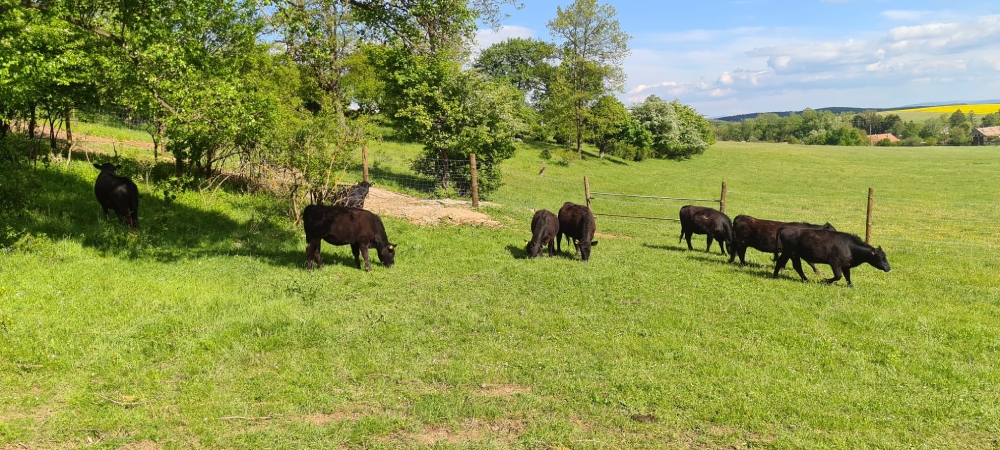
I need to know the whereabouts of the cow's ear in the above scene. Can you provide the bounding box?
[93,163,102,170]
[388,244,396,250]
[591,241,599,247]
[114,164,122,170]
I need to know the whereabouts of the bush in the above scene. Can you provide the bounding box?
[902,136,923,147]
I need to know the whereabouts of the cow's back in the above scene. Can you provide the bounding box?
[733,215,784,252]
[305,204,387,245]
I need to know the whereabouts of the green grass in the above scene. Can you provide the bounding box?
[2,139,1000,448]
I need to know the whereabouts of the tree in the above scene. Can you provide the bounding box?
[372,46,524,194]
[981,110,1000,127]
[546,0,630,157]
[587,95,650,160]
[630,95,712,159]
[473,38,556,95]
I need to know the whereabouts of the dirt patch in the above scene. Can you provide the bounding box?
[365,187,501,228]
[595,232,631,239]
[475,383,532,396]
[115,441,161,450]
[303,411,365,426]
[392,419,527,446]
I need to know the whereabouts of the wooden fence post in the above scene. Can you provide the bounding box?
[584,176,591,209]
[362,145,370,184]
[720,181,727,213]
[470,153,479,208]
[866,188,874,244]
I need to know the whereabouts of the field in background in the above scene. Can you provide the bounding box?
[2,133,1000,448]
[886,104,1000,123]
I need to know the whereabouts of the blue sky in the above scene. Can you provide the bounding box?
[476,0,1000,117]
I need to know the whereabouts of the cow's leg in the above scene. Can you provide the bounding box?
[773,253,791,278]
[556,232,563,252]
[351,243,361,269]
[824,266,844,285]
[705,235,713,253]
[547,238,555,257]
[791,257,808,281]
[360,244,372,271]
[685,232,694,251]
[842,267,852,287]
[728,243,740,263]
[306,239,320,270]
[738,246,748,266]
[808,261,825,275]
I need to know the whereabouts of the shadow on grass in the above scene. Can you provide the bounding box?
[9,162,300,267]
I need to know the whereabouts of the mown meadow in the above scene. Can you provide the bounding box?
[2,135,999,448]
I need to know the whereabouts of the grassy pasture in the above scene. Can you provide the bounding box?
[2,139,1000,448]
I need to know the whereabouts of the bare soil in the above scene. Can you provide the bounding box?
[365,187,502,228]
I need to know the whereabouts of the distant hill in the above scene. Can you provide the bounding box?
[714,100,1000,122]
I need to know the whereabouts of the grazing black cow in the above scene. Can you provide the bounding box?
[93,163,139,229]
[527,209,559,258]
[678,205,731,255]
[556,202,599,262]
[729,215,835,273]
[330,181,374,209]
[773,228,890,287]
[303,205,396,271]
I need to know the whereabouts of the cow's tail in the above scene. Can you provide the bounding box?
[772,226,785,261]
[724,219,734,256]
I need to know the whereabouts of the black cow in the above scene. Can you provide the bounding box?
[93,163,139,229]
[773,228,891,287]
[729,215,835,273]
[330,181,373,209]
[527,209,559,258]
[556,202,598,262]
[678,205,731,255]
[303,205,396,271]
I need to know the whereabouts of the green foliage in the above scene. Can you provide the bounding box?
[473,37,556,95]
[803,126,867,146]
[544,0,630,155]
[980,110,1000,127]
[587,95,651,160]
[371,46,524,194]
[629,95,712,159]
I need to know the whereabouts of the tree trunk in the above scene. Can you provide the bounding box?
[28,103,36,140]
[576,102,583,157]
[65,108,73,166]
[49,117,57,150]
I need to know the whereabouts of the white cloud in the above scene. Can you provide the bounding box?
[628,81,679,94]
[619,12,1000,116]
[473,26,537,50]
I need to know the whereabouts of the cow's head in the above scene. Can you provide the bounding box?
[526,239,542,259]
[822,222,836,231]
[93,162,121,174]
[576,239,598,262]
[871,246,891,272]
[378,242,397,268]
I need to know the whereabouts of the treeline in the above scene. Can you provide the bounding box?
[715,108,1000,146]
[1,0,717,228]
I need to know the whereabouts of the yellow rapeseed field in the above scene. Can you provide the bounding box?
[893,104,1000,114]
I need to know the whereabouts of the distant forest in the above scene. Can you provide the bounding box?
[713,108,1000,146]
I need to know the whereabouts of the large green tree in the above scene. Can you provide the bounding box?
[546,0,630,157]
[473,37,556,95]
[630,95,713,159]
[372,46,524,194]
[587,95,650,160]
